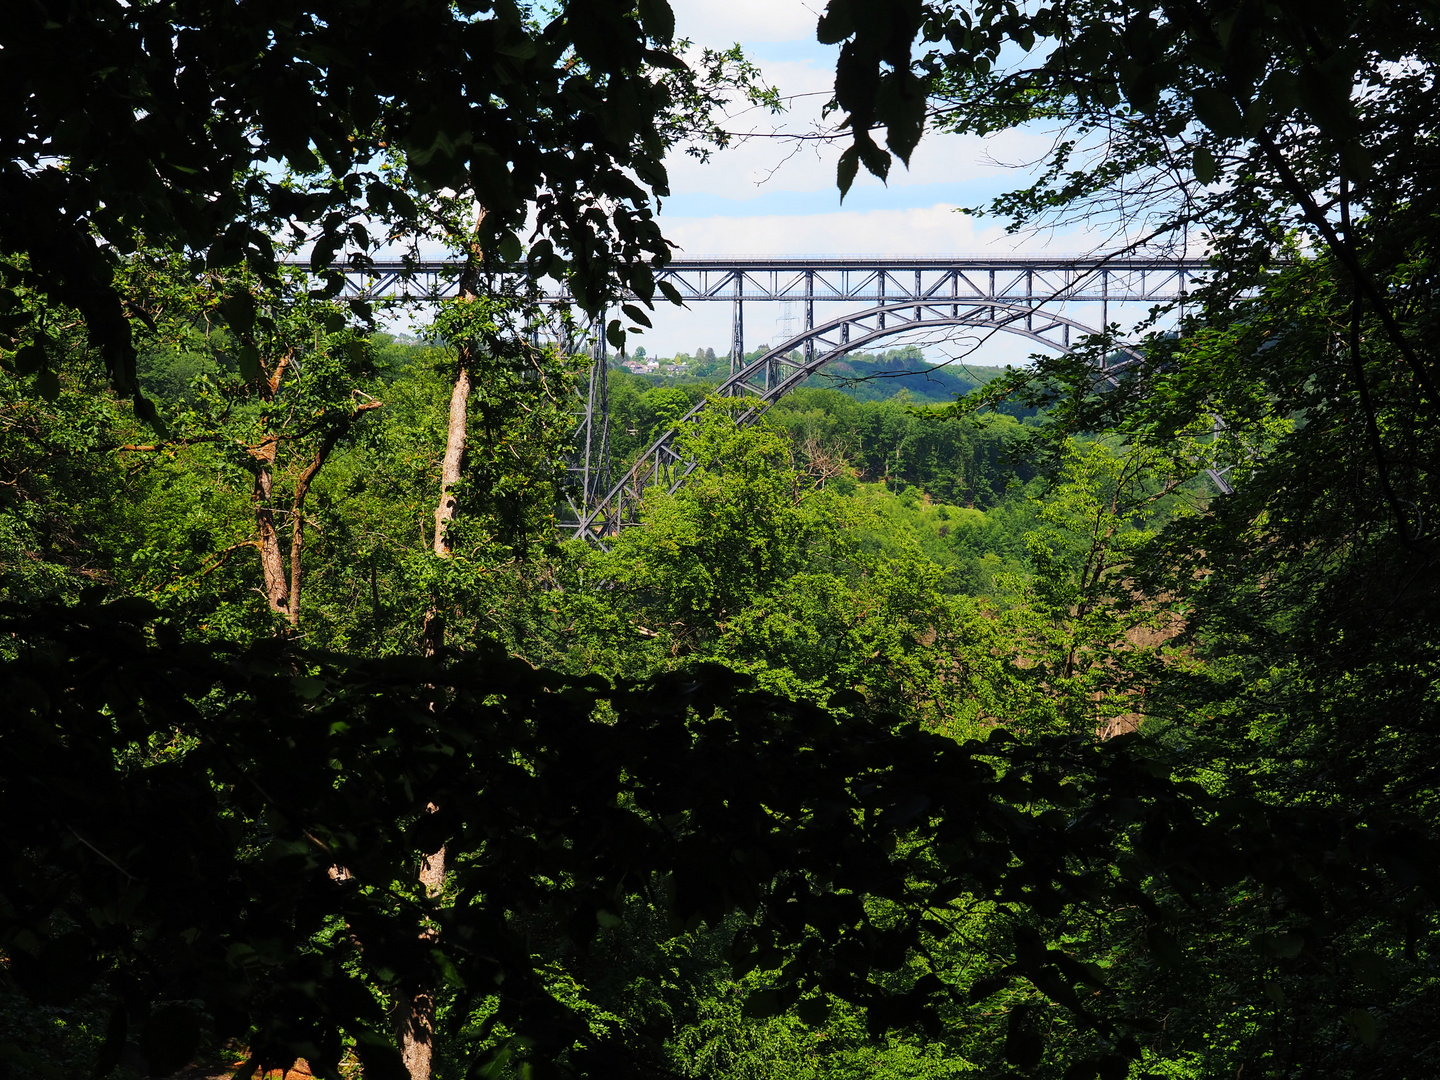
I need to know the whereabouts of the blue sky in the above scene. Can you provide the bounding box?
[637,1,1115,363]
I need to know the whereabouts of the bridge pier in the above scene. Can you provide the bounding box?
[804,270,815,364]
[731,297,743,379]
[565,313,611,529]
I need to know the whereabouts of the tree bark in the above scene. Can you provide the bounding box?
[431,365,473,559]
[422,208,486,655]
[406,210,485,1080]
[250,437,291,615]
[250,349,297,620]
[398,809,447,1080]
[250,397,381,628]
[397,992,437,1080]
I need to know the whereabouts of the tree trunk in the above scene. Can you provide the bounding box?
[420,358,471,661]
[431,365,473,559]
[422,209,486,655]
[287,480,310,630]
[251,437,291,616]
[250,350,296,622]
[396,983,437,1080]
[406,210,485,1080]
[398,814,446,1080]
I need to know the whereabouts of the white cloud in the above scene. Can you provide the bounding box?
[663,0,1064,206]
[657,202,1081,256]
[668,123,1056,203]
[670,0,821,45]
[663,37,1059,206]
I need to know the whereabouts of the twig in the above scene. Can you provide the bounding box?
[69,828,137,883]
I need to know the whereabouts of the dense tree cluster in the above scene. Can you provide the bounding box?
[4,1,1440,1079]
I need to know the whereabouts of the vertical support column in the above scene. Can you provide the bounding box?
[563,314,607,537]
[804,270,815,364]
[585,312,611,512]
[1102,270,1110,332]
[731,297,744,382]
[877,270,886,330]
[578,361,593,496]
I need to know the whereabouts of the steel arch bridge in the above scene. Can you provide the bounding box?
[569,297,1138,540]
[330,254,1207,539]
[555,256,1203,541]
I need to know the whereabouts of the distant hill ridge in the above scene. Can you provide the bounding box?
[617,345,1010,404]
[802,348,1009,403]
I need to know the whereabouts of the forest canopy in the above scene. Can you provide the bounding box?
[3,2,1440,1080]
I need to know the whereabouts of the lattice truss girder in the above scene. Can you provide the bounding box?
[650,264,1195,307]
[332,257,1204,306]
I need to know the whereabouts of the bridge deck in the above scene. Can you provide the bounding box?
[329,255,1207,305]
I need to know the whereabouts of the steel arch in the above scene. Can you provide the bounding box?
[565,298,1126,541]
[724,298,1130,400]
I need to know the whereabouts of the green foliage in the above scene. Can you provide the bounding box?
[797,347,1008,405]
[0,356,133,606]
[988,439,1196,737]
[605,376,1041,510]
[8,599,1434,1080]
[7,3,1440,1078]
[770,389,1040,508]
[428,295,586,562]
[800,1,1440,1070]
[8,239,1440,1080]
[0,0,772,399]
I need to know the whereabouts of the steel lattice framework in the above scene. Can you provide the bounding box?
[335,255,1201,325]
[330,255,1207,540]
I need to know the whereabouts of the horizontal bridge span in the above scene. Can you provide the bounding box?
[330,255,1207,305]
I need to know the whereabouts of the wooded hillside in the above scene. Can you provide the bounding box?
[3,1,1440,1079]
